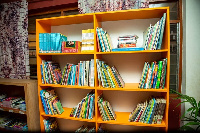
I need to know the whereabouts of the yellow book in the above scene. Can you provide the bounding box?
[107,65,119,88]
[80,101,86,119]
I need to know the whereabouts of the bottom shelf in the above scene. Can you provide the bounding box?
[97,112,166,127]
[41,108,166,128]
[0,107,26,114]
[41,107,96,123]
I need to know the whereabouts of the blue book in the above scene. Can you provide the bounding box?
[50,33,55,53]
[79,62,83,86]
[43,33,47,53]
[96,27,105,52]
[88,94,94,119]
[40,90,49,114]
[39,33,44,53]
[55,33,60,53]
[112,47,144,52]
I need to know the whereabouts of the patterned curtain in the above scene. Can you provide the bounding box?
[78,0,149,14]
[0,0,29,79]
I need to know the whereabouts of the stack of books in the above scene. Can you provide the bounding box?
[70,91,95,120]
[129,97,166,124]
[81,29,94,52]
[40,88,64,115]
[39,33,67,53]
[98,94,116,121]
[60,59,94,87]
[96,27,113,52]
[118,35,138,48]
[143,13,166,50]
[138,58,167,89]
[43,117,59,132]
[40,60,62,84]
[96,59,125,88]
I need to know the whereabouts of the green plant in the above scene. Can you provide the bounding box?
[170,89,200,131]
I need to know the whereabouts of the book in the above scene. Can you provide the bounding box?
[155,61,163,89]
[70,90,95,120]
[40,88,64,115]
[157,13,166,50]
[96,27,106,52]
[112,47,144,52]
[62,41,81,53]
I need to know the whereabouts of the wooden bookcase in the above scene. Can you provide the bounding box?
[0,78,40,131]
[36,7,170,132]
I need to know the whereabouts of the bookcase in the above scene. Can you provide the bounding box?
[36,7,170,132]
[0,78,40,131]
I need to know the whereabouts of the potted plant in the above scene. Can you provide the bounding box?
[170,89,200,131]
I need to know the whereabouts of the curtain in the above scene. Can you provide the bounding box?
[78,0,149,14]
[0,0,29,79]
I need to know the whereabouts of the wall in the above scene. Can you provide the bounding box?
[182,0,200,127]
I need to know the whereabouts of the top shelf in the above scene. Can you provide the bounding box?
[36,7,169,26]
[38,49,168,56]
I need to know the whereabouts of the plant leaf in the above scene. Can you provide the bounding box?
[184,122,200,126]
[180,125,195,131]
[198,101,200,108]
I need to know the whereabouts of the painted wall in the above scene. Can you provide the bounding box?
[182,0,200,128]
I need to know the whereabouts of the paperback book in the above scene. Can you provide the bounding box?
[70,90,95,120]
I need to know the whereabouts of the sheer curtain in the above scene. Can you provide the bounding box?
[0,0,29,79]
[78,0,149,14]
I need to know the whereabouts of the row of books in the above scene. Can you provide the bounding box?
[0,94,26,111]
[75,125,107,133]
[0,114,27,131]
[98,94,116,121]
[40,88,64,115]
[60,59,94,87]
[43,117,59,132]
[40,60,62,84]
[70,90,95,120]
[96,27,113,52]
[75,125,95,133]
[96,59,125,88]
[143,13,166,50]
[40,59,95,87]
[129,97,166,124]
[118,35,138,48]
[82,29,94,52]
[138,58,167,89]
[39,33,67,53]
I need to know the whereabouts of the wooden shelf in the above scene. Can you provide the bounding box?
[38,52,94,55]
[96,49,168,54]
[0,79,40,131]
[36,7,170,132]
[39,84,95,90]
[37,49,168,56]
[97,111,166,127]
[0,107,26,114]
[41,107,96,123]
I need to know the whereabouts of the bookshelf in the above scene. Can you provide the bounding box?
[0,78,40,131]
[36,7,170,132]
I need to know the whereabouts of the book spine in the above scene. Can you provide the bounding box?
[156,61,163,89]
[157,13,166,50]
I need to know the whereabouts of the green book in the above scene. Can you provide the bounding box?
[156,61,163,89]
